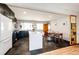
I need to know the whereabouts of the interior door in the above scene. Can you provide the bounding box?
[43,24,48,33]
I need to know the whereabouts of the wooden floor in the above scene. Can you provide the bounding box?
[40,45,79,55]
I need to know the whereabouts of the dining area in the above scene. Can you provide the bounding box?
[47,32,63,43]
[43,32,67,44]
[42,31,70,54]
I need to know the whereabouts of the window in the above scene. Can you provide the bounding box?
[20,22,50,31]
[48,24,51,30]
[21,23,33,30]
[36,23,43,31]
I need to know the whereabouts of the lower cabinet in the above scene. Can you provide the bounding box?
[0,38,12,55]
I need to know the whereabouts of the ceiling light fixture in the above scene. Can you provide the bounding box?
[24,11,27,14]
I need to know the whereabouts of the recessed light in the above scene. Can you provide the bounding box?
[24,11,27,14]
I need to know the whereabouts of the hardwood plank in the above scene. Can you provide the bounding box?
[40,45,79,55]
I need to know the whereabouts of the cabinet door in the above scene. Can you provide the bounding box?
[0,14,12,55]
[0,18,1,40]
[0,38,12,55]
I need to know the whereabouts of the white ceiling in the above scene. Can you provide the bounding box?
[7,3,79,21]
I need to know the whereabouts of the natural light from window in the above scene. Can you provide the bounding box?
[36,23,43,31]
[21,23,33,30]
[20,22,50,31]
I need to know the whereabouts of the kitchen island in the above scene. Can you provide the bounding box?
[29,31,43,51]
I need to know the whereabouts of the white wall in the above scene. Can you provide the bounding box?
[50,16,70,41]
